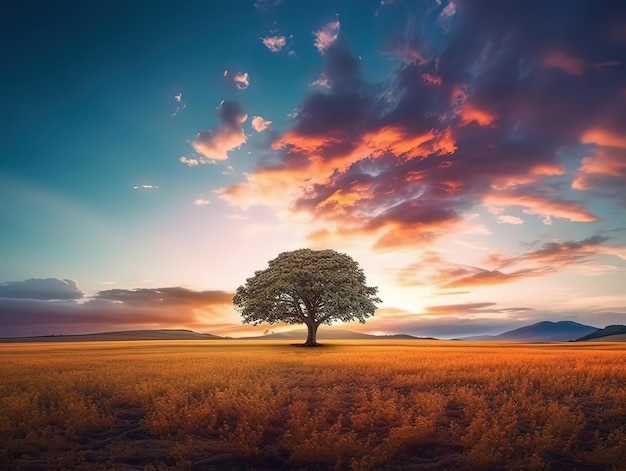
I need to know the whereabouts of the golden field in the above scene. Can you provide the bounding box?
[1,340,626,470]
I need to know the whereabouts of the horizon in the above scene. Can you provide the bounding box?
[2,0,626,339]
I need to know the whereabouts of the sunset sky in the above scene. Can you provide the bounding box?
[1,0,626,339]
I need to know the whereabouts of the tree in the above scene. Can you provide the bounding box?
[234,248,381,346]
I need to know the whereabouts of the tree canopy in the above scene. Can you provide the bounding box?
[233,248,381,346]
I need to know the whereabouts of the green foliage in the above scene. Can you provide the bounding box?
[233,249,381,343]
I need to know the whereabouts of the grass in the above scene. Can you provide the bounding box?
[1,340,626,470]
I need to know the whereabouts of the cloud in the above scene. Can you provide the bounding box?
[224,70,250,90]
[397,235,625,290]
[253,0,281,10]
[172,92,186,117]
[251,116,272,132]
[573,126,626,205]
[261,35,286,52]
[133,185,160,190]
[0,285,242,337]
[486,235,622,269]
[191,100,247,161]
[92,287,232,307]
[194,198,210,206]
[497,215,524,225]
[0,278,83,300]
[340,305,534,339]
[484,190,597,223]
[214,1,624,251]
[313,19,340,53]
[542,51,585,75]
[423,302,530,316]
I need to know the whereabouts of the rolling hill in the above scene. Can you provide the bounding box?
[0,329,224,343]
[574,325,626,342]
[493,321,597,341]
[459,321,598,342]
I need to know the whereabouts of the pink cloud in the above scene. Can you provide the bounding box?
[251,116,272,132]
[261,35,286,52]
[484,191,597,223]
[192,127,246,161]
[224,70,250,90]
[542,51,586,75]
[313,19,340,53]
[497,215,524,225]
[309,73,330,88]
[191,101,248,161]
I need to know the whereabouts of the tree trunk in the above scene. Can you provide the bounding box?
[303,322,320,346]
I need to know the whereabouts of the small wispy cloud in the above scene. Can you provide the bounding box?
[261,35,286,52]
[194,198,211,206]
[309,73,330,88]
[133,185,160,190]
[222,165,235,175]
[172,92,186,117]
[251,116,272,132]
[224,70,250,90]
[497,215,524,225]
[254,0,281,10]
[313,19,340,54]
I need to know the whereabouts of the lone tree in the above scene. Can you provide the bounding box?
[234,248,381,346]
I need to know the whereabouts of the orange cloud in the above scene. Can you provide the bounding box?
[192,126,246,161]
[459,104,497,126]
[490,163,566,189]
[582,128,626,149]
[483,191,597,222]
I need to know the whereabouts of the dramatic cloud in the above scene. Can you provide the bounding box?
[261,35,286,52]
[251,116,272,132]
[224,70,250,90]
[217,1,625,253]
[398,235,625,290]
[313,19,340,53]
[0,285,238,338]
[0,278,83,300]
[191,100,247,161]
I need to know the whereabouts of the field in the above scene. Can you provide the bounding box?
[1,340,626,470]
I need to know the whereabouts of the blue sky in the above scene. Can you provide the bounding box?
[1,0,626,338]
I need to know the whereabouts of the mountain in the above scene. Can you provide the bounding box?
[240,329,428,341]
[575,325,626,342]
[0,329,224,342]
[492,321,597,341]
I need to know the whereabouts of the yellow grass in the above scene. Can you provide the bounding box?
[1,340,626,470]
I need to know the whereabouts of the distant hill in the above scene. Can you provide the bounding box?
[240,329,428,341]
[0,329,224,343]
[575,325,626,342]
[492,321,597,341]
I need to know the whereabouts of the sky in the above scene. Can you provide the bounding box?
[1,0,626,339]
